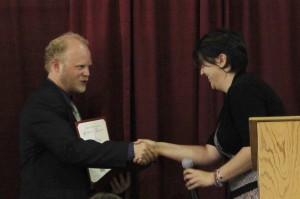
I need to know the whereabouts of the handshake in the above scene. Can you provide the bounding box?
[132,139,157,166]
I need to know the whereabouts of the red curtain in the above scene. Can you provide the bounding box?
[1,1,299,199]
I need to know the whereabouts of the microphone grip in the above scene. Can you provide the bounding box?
[182,158,199,199]
[189,189,199,199]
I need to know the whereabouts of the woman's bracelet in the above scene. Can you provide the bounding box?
[214,169,224,187]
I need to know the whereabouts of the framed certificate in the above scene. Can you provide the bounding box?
[76,117,111,183]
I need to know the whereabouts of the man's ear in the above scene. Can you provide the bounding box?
[49,59,61,73]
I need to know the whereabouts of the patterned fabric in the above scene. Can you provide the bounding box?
[70,101,82,121]
[233,188,258,199]
[214,123,258,198]
[229,170,258,198]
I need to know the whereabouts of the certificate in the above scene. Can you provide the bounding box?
[76,118,111,183]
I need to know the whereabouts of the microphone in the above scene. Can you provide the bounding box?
[182,158,199,199]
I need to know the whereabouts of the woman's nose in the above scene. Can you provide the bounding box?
[200,68,204,75]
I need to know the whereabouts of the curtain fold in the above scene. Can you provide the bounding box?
[132,2,161,197]
[1,1,69,198]
[1,1,299,198]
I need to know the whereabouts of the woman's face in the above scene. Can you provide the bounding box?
[199,54,230,92]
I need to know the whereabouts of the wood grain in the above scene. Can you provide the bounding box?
[257,121,300,199]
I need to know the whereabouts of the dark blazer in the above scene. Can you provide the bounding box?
[19,80,130,199]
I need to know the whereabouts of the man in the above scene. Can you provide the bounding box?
[19,32,156,199]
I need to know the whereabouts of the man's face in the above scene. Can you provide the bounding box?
[58,39,92,94]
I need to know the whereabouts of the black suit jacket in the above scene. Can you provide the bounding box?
[19,80,130,199]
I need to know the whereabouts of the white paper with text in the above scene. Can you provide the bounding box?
[77,119,111,183]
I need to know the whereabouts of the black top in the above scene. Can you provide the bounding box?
[207,72,286,156]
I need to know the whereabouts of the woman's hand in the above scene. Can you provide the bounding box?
[183,168,215,189]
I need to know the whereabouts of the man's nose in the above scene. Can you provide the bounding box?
[83,67,90,76]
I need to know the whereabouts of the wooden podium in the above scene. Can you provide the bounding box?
[249,116,300,199]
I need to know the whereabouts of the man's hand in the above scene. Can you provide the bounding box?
[110,172,131,194]
[133,140,157,165]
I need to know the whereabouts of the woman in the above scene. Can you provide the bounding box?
[140,29,286,198]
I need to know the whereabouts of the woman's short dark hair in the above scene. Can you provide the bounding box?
[193,29,248,74]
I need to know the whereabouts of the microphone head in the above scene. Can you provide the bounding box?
[182,158,193,169]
